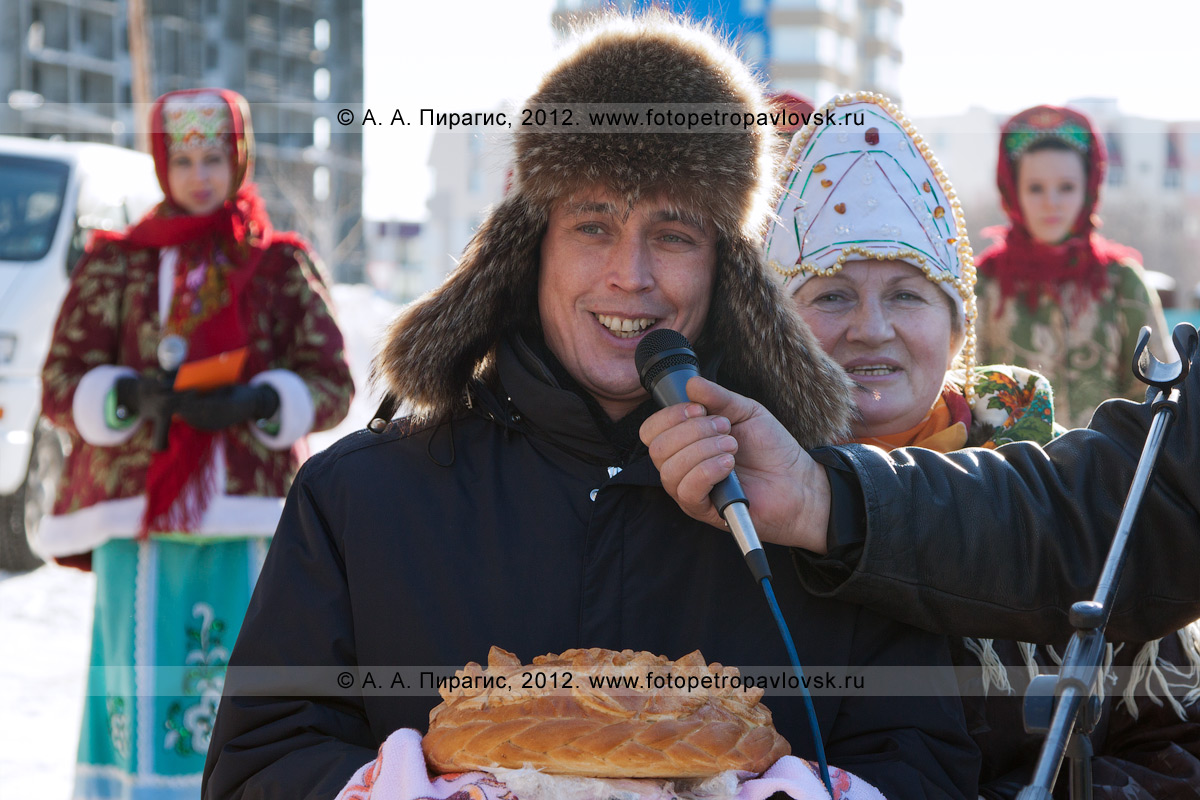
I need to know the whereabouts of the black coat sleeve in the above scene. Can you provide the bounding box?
[821,609,980,799]
[203,458,376,800]
[793,367,1200,644]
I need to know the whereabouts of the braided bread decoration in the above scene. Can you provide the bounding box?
[424,647,791,778]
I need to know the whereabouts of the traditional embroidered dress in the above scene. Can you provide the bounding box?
[974,105,1169,428]
[38,89,353,800]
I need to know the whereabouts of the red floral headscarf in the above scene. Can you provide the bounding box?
[768,90,815,137]
[91,89,299,534]
[976,104,1140,312]
[150,88,253,202]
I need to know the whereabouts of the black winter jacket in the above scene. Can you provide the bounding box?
[203,339,978,800]
[796,357,1200,644]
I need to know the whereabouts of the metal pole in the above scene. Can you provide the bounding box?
[127,0,153,153]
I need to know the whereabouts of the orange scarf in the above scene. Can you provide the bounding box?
[852,388,972,453]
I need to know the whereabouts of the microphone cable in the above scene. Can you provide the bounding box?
[636,329,834,799]
[760,573,834,799]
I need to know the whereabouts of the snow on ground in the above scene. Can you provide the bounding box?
[0,283,400,798]
[0,565,95,798]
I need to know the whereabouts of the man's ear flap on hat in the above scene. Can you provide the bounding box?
[371,196,547,422]
[705,236,855,448]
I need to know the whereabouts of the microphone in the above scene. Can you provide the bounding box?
[635,329,771,583]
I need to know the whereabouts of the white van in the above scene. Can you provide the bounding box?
[0,136,162,570]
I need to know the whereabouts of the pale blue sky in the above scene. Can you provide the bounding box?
[363,0,1198,220]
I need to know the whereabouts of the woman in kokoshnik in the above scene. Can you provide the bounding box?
[767,92,1200,799]
[38,89,353,799]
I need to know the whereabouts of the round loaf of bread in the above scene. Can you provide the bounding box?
[424,646,791,778]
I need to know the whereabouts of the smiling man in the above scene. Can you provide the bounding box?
[202,13,982,800]
[537,193,717,420]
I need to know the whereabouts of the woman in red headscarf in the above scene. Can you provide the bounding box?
[39,89,354,799]
[975,105,1169,428]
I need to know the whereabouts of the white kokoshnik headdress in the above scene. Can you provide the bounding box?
[765,93,978,387]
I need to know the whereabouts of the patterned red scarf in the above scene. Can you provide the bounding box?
[126,187,274,534]
[976,105,1141,314]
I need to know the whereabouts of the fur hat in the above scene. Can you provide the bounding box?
[371,12,853,447]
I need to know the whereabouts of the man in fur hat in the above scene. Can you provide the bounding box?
[203,15,978,800]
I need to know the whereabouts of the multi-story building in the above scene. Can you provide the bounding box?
[904,108,1008,244]
[1173,121,1200,307]
[0,0,365,281]
[552,0,903,101]
[422,117,511,290]
[363,219,430,304]
[1071,98,1199,301]
[765,0,902,102]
